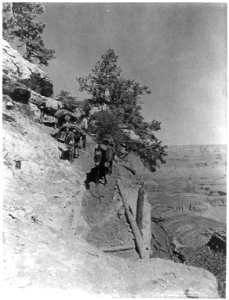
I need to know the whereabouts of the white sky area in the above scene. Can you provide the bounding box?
[38,3,227,145]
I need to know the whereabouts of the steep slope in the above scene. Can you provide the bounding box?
[2,98,219,298]
[2,40,220,297]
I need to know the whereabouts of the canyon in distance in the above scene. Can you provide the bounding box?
[139,143,227,297]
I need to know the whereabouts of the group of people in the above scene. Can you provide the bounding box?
[58,112,117,186]
[60,112,117,186]
[38,100,117,185]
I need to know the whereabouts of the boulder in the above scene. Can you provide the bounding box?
[30,90,51,107]
[207,228,226,254]
[3,95,14,109]
[3,77,31,103]
[10,87,30,104]
[2,39,53,97]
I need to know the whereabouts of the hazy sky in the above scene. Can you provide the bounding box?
[42,3,226,145]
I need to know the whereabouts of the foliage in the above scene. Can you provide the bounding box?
[77,49,167,170]
[129,139,167,172]
[55,91,93,116]
[81,99,93,117]
[55,90,77,112]
[91,110,127,146]
[3,2,55,66]
[77,49,121,105]
[76,49,150,125]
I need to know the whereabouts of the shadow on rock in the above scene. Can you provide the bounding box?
[3,113,16,123]
[42,121,55,128]
[58,146,70,161]
[50,133,57,139]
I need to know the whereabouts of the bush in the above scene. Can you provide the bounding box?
[91,110,127,145]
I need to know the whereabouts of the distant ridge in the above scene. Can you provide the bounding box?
[164,144,227,158]
[168,144,226,147]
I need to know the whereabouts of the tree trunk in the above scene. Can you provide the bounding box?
[136,184,145,236]
[116,179,148,259]
[102,244,135,252]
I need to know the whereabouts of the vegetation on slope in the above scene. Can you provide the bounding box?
[76,49,167,171]
[3,2,55,66]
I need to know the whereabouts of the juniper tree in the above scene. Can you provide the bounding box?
[3,2,55,66]
[76,49,167,170]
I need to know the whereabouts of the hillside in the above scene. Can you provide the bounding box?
[2,40,221,298]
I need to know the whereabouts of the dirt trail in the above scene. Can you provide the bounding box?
[72,137,138,258]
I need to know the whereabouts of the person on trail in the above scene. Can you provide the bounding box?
[73,128,81,158]
[80,114,88,151]
[65,128,75,162]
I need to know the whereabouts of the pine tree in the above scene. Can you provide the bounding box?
[3,2,55,66]
[77,49,167,170]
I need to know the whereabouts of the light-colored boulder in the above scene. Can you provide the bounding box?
[2,39,43,80]
[2,39,53,97]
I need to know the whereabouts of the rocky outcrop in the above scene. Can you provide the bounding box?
[2,39,53,98]
[29,90,51,107]
[207,228,226,255]
[3,76,31,103]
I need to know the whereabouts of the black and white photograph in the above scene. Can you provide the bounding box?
[2,1,227,298]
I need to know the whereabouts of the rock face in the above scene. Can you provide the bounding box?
[2,39,53,98]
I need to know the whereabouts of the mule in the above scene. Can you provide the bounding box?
[104,144,115,175]
[94,144,115,185]
[65,129,83,162]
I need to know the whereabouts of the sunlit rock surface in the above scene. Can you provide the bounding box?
[2,39,53,97]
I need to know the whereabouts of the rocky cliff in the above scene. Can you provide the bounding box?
[2,39,53,102]
[2,40,220,298]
